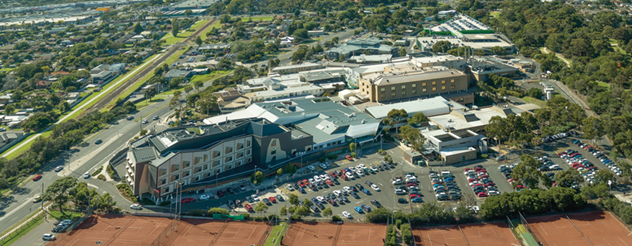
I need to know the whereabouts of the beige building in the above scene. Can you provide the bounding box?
[357,64,469,103]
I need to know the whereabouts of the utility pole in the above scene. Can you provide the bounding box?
[41,183,44,212]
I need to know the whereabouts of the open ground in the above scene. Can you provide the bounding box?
[413,222,518,246]
[526,211,632,246]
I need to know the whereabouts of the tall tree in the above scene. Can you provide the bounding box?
[407,112,428,125]
[386,109,408,136]
[554,168,584,188]
[172,18,179,37]
[583,116,605,144]
[133,23,144,34]
[43,177,78,213]
[399,125,426,152]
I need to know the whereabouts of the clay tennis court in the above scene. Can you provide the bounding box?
[336,223,386,246]
[213,221,269,246]
[527,211,632,246]
[49,215,172,246]
[281,222,337,246]
[414,222,518,246]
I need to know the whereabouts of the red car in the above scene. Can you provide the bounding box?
[464,168,471,172]
[180,198,194,204]
[410,194,420,199]
[516,184,525,189]
[340,174,347,180]
[472,183,483,188]
[325,180,334,186]
[468,178,477,182]
[244,204,252,211]
[474,167,483,171]
[329,171,337,178]
[269,197,276,203]
[303,179,310,186]
[33,174,42,181]
[484,182,495,187]
[217,190,224,197]
[477,192,488,197]
[297,181,305,187]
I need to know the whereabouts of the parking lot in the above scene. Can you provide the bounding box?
[173,134,622,220]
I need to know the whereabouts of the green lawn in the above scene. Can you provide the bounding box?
[240,16,274,22]
[49,211,84,220]
[163,19,212,45]
[264,222,287,246]
[189,70,230,84]
[490,11,501,18]
[0,67,14,73]
[597,81,611,90]
[521,96,547,108]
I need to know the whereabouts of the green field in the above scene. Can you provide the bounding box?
[597,81,611,90]
[521,96,547,108]
[163,19,212,45]
[189,70,230,84]
[490,11,501,18]
[240,16,274,22]
[264,222,287,246]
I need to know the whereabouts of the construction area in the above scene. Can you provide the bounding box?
[525,211,632,246]
[413,222,518,246]
[281,222,386,246]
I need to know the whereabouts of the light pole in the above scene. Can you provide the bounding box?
[380,134,383,151]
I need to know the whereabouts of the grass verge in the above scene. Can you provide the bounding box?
[5,131,52,160]
[49,211,84,220]
[0,209,43,239]
[2,213,44,246]
[264,222,287,246]
[61,53,161,123]
[163,19,211,45]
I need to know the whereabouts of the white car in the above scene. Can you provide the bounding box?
[309,178,315,183]
[333,190,341,196]
[349,167,356,172]
[286,185,294,191]
[346,172,354,178]
[370,166,378,172]
[343,186,352,191]
[130,204,142,210]
[320,174,329,180]
[307,165,316,171]
[200,194,210,200]
[472,206,480,214]
[42,233,56,241]
[319,163,328,169]
[314,176,322,182]
[405,177,417,182]
[83,172,90,179]
[342,211,352,219]
[357,164,366,169]
[356,170,365,176]
[316,196,325,202]
[371,184,380,191]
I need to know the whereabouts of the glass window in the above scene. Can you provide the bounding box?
[381,88,385,92]
[432,87,436,91]
[391,86,395,91]
[212,160,220,167]
[422,82,427,86]
[225,156,233,163]
[432,81,436,85]
[203,154,208,162]
[391,92,395,96]
[423,88,427,92]
[163,187,169,193]
[171,165,179,172]
[271,140,277,146]
[246,140,251,147]
[451,79,455,83]
[183,171,190,177]
[412,84,416,88]
[225,147,233,154]
[381,94,385,97]
[203,164,208,170]
[401,85,406,89]
[451,85,455,89]
[442,80,445,84]
[183,161,190,168]
[271,149,276,155]
[160,179,166,185]
[412,90,417,94]
[159,168,167,176]
[442,86,445,90]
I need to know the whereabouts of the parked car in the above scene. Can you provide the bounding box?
[180,198,194,204]
[43,233,56,241]
[130,204,142,210]
[33,174,42,181]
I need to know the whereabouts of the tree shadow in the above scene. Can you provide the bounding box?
[12,187,31,196]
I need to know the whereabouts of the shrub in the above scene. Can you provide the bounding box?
[351,152,356,158]
[208,207,230,215]
[188,209,207,216]
[116,183,137,202]
[291,214,302,220]
[106,164,116,179]
[92,166,103,176]
[480,154,489,159]
[318,157,326,162]
[332,215,342,222]
[395,219,402,229]
[268,214,279,220]
[97,174,106,181]
[401,224,412,244]
[139,198,155,205]
[327,154,337,160]
[241,213,250,220]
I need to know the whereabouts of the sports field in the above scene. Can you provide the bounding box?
[413,222,518,246]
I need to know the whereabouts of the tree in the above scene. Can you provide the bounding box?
[184,9,192,17]
[280,206,287,216]
[583,116,605,144]
[254,202,269,215]
[251,170,263,184]
[490,46,506,55]
[193,80,204,91]
[184,85,193,94]
[276,168,283,176]
[294,9,301,17]
[387,109,408,135]
[43,177,78,214]
[399,125,425,152]
[399,47,407,57]
[69,182,97,209]
[594,169,616,185]
[554,168,583,188]
[172,18,179,37]
[293,29,309,41]
[195,36,203,46]
[407,112,428,125]
[144,87,156,103]
[4,105,14,115]
[295,206,310,216]
[133,23,144,34]
[349,143,356,152]
[169,91,182,111]
[208,207,230,214]
[511,155,542,189]
[432,41,452,53]
[303,198,312,208]
[322,207,333,216]
[93,192,117,213]
[289,193,299,205]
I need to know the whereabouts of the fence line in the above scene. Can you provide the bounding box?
[519,212,547,246]
[565,215,594,246]
[0,132,30,154]
[102,216,136,246]
[149,220,180,246]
